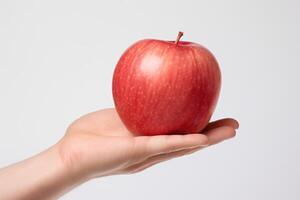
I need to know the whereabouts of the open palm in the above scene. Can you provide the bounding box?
[58,108,238,179]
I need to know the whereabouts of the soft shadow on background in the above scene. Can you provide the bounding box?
[0,0,299,199]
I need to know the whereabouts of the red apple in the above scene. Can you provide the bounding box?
[112,32,221,136]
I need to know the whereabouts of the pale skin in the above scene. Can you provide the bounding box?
[0,108,239,200]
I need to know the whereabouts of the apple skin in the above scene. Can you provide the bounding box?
[112,36,221,136]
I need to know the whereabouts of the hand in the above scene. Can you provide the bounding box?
[0,108,238,200]
[58,108,239,180]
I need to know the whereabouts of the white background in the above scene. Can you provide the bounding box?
[0,0,299,199]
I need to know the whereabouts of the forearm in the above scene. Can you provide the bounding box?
[0,144,85,200]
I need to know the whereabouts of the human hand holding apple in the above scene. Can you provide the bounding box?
[0,32,238,200]
[57,33,237,195]
[113,32,221,136]
[58,32,236,180]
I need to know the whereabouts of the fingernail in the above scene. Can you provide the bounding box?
[235,120,240,129]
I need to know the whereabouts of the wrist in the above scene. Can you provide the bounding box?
[53,142,90,191]
[29,144,86,199]
[24,143,89,199]
[0,143,89,200]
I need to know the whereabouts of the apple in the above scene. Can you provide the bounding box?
[112,32,221,136]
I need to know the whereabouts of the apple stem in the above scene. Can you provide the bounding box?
[175,31,184,45]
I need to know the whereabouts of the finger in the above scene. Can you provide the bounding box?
[203,118,239,132]
[125,146,202,174]
[134,133,209,158]
[134,126,236,169]
[204,126,236,145]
